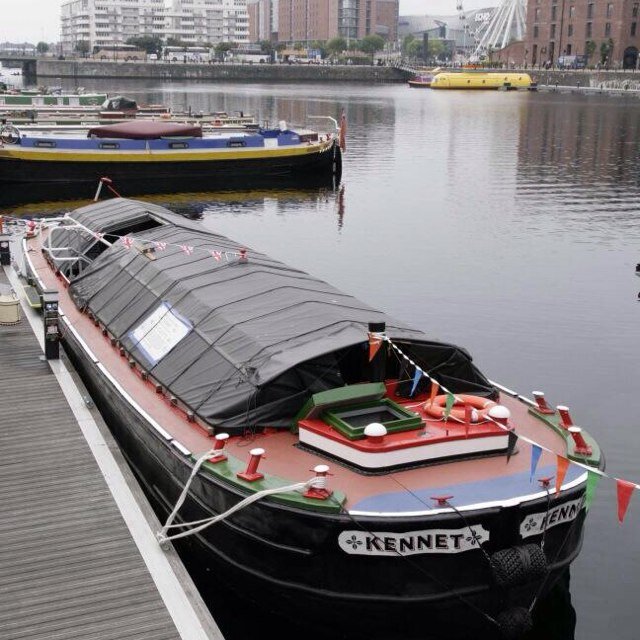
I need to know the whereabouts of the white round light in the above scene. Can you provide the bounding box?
[364,423,387,438]
[488,405,511,420]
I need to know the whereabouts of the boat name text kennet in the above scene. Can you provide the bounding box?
[338,526,490,555]
[520,496,584,538]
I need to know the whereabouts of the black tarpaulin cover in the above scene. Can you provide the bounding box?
[65,199,495,433]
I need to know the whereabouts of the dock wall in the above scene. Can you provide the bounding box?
[34,59,408,83]
[30,59,640,89]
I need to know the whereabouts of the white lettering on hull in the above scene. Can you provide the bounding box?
[520,496,585,538]
[338,526,490,556]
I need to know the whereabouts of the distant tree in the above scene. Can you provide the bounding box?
[166,37,186,48]
[310,40,327,58]
[358,34,385,62]
[585,40,596,62]
[36,41,49,55]
[126,36,163,56]
[259,40,274,55]
[214,41,236,60]
[327,37,347,56]
[600,38,614,66]
[75,40,90,58]
[402,34,415,56]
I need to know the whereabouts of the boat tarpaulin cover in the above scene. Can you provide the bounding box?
[87,120,203,140]
[65,199,495,432]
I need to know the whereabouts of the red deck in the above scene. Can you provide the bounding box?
[27,231,575,514]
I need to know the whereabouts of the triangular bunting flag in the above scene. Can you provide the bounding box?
[211,250,222,261]
[121,236,133,248]
[154,241,167,251]
[409,367,422,397]
[506,431,518,463]
[555,456,570,497]
[584,470,600,512]
[530,445,542,482]
[180,244,194,256]
[368,333,383,362]
[616,479,636,523]
[464,404,472,437]
[427,380,439,406]
[443,392,456,421]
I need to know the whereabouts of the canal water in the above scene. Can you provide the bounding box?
[8,79,640,639]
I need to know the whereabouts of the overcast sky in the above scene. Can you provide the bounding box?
[1,0,490,43]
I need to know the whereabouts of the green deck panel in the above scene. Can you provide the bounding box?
[291,382,387,432]
[528,407,602,467]
[196,453,346,513]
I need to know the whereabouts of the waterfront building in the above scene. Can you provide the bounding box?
[524,0,640,68]
[166,0,249,46]
[398,9,495,59]
[61,0,249,53]
[61,0,167,53]
[255,0,398,45]
[248,0,278,41]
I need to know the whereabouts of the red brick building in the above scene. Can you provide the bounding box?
[524,0,640,68]
[251,0,397,44]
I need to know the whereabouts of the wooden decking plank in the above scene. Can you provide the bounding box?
[0,265,220,640]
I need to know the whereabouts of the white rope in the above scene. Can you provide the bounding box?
[157,449,323,544]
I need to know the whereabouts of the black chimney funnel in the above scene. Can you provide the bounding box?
[368,321,387,383]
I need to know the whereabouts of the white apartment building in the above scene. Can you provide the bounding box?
[166,0,248,46]
[61,0,248,52]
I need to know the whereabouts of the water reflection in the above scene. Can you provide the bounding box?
[2,185,343,220]
[516,94,640,232]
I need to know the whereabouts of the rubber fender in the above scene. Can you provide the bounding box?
[496,607,533,640]
[490,543,547,588]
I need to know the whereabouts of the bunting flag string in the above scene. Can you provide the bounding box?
[383,334,640,525]
[617,479,636,523]
[530,445,542,482]
[506,431,518,463]
[410,367,421,397]
[114,233,245,262]
[368,332,383,362]
[555,456,570,498]
[584,471,600,511]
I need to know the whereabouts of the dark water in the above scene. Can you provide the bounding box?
[11,79,640,639]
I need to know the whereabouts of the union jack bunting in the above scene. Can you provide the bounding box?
[180,244,194,255]
[154,241,167,251]
[211,250,222,261]
[121,236,134,248]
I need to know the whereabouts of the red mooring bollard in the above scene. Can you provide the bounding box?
[556,405,573,429]
[304,465,333,500]
[568,426,593,456]
[237,448,265,481]
[208,433,230,464]
[532,391,555,414]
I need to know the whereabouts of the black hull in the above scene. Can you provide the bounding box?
[60,323,587,640]
[0,142,342,206]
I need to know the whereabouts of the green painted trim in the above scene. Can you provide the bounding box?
[324,397,423,440]
[291,382,386,433]
[196,453,346,513]
[527,408,602,467]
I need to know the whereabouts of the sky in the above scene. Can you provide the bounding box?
[0,0,490,43]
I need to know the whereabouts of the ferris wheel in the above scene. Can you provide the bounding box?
[470,0,527,60]
[456,1,486,60]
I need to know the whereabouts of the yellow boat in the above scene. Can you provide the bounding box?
[430,71,533,90]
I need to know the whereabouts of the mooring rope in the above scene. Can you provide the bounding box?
[157,449,323,544]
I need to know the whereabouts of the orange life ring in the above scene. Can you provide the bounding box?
[424,394,497,422]
[213,119,222,126]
